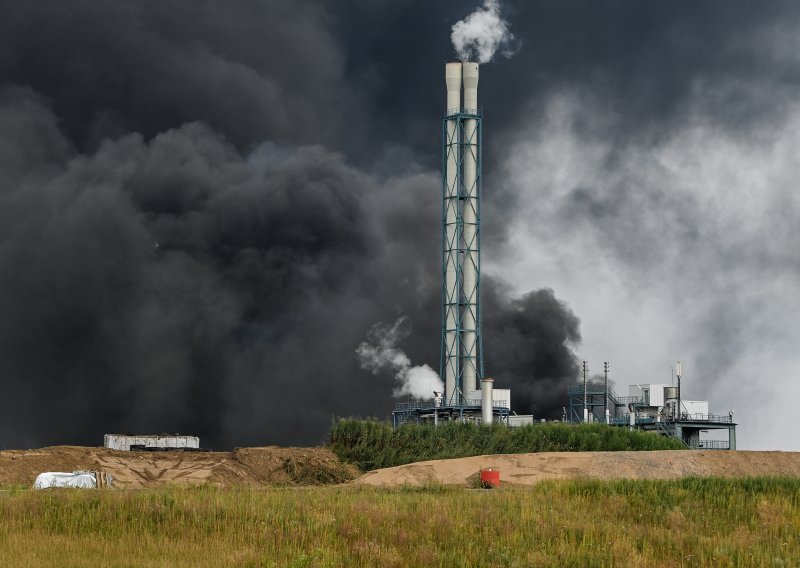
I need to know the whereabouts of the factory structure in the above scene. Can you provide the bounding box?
[392,62,737,449]
[393,62,521,428]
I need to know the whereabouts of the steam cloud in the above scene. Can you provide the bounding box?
[356,318,444,400]
[451,0,517,63]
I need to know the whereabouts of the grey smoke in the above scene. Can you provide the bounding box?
[356,317,443,400]
[451,0,518,63]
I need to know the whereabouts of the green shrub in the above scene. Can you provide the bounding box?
[329,419,685,470]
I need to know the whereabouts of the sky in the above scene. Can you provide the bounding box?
[0,0,798,450]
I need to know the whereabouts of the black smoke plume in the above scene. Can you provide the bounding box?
[0,88,580,448]
[30,0,800,447]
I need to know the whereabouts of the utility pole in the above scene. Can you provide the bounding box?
[582,361,589,423]
[676,361,682,421]
[604,361,610,424]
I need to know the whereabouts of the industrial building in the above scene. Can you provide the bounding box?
[392,64,738,449]
[566,363,737,449]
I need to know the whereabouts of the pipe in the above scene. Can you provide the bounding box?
[462,62,479,394]
[481,377,494,425]
[444,63,462,405]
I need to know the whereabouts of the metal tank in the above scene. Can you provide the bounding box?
[664,386,679,420]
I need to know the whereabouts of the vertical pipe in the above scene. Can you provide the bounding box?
[676,361,682,421]
[444,63,462,405]
[604,361,609,424]
[582,361,588,422]
[462,62,480,395]
[481,377,494,425]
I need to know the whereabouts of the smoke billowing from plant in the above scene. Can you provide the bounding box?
[4,1,796,450]
[356,318,443,400]
[451,0,518,63]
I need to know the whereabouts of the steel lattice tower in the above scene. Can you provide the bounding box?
[441,62,484,405]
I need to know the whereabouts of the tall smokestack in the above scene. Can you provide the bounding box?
[441,62,483,406]
[461,62,480,395]
[443,62,463,405]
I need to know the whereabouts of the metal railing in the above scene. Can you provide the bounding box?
[679,413,734,423]
[393,399,508,412]
[691,440,731,450]
[566,385,641,406]
[444,107,482,119]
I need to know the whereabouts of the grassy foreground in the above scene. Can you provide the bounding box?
[330,419,685,470]
[1,478,798,567]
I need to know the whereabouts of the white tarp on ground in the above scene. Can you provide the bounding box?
[33,471,113,489]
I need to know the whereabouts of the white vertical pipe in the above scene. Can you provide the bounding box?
[462,62,479,394]
[444,62,462,405]
[481,377,494,425]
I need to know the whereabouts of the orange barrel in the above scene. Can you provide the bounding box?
[480,468,501,488]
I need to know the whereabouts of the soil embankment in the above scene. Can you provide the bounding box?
[4,447,799,488]
[354,450,800,487]
[0,446,358,488]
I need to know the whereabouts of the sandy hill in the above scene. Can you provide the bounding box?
[0,446,357,488]
[3,447,799,488]
[354,450,800,487]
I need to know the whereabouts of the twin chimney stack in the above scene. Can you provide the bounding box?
[441,62,483,406]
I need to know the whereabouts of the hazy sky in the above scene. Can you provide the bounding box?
[0,1,798,450]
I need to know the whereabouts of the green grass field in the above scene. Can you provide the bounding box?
[1,478,798,567]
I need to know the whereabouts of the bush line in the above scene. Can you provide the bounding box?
[329,419,686,470]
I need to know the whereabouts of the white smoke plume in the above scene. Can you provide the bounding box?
[451,0,518,63]
[356,317,444,400]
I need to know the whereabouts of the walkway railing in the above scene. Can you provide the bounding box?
[394,399,508,412]
[691,440,731,450]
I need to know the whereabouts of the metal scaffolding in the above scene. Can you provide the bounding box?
[440,107,484,405]
[566,384,737,450]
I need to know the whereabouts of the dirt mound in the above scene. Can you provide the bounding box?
[0,445,358,488]
[7,447,797,489]
[354,450,800,487]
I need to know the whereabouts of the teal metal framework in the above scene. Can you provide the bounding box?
[441,108,484,404]
[391,398,509,428]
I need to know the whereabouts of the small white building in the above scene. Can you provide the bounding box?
[681,400,710,420]
[104,434,200,451]
[465,388,511,410]
[628,383,670,408]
